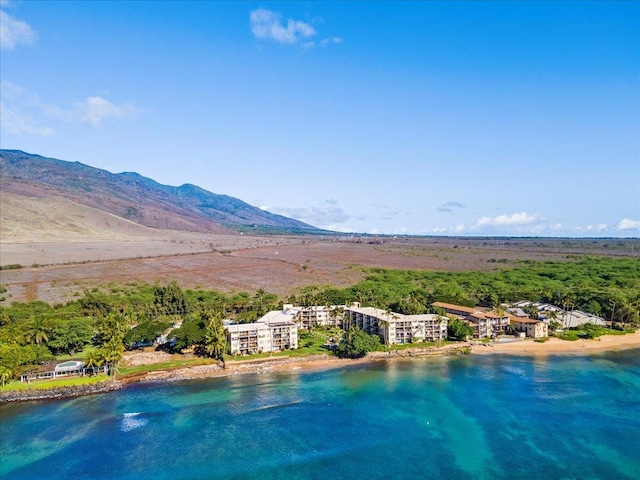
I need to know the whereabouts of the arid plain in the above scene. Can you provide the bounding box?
[1,214,637,305]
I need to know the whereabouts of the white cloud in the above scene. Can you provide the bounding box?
[325,224,355,233]
[268,204,350,227]
[76,96,138,126]
[0,81,140,134]
[616,218,640,231]
[250,8,316,45]
[0,100,53,135]
[0,82,55,135]
[472,212,546,228]
[550,223,563,231]
[321,36,343,46]
[585,224,608,232]
[0,9,36,49]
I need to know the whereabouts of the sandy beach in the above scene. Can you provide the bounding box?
[469,331,640,356]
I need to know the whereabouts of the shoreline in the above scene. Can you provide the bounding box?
[2,332,638,404]
[468,330,640,356]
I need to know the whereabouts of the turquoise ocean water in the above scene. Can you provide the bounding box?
[1,350,639,480]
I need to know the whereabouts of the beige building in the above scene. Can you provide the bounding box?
[432,301,510,339]
[344,306,447,345]
[509,316,549,338]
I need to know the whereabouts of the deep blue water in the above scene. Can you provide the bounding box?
[1,350,639,480]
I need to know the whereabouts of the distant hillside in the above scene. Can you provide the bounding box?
[0,150,319,234]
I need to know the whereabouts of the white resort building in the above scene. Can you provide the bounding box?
[225,307,299,355]
[344,306,448,345]
[287,304,347,330]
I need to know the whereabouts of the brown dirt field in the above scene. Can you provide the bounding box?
[1,234,638,304]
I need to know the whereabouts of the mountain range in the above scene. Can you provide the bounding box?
[0,149,320,236]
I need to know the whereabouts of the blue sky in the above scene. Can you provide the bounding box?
[1,1,639,237]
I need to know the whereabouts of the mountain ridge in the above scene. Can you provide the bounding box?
[0,149,320,234]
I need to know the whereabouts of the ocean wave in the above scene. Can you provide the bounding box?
[121,412,148,432]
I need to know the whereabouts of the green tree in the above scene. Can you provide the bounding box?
[447,317,474,341]
[83,349,104,375]
[124,319,171,347]
[49,318,94,355]
[153,282,187,317]
[23,317,53,345]
[0,343,36,376]
[94,311,131,347]
[336,326,381,358]
[201,311,226,367]
[171,313,206,351]
[100,337,124,380]
[582,322,604,339]
[549,320,562,332]
[0,366,11,387]
[331,306,345,328]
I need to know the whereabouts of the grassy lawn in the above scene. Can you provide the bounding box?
[557,332,582,341]
[118,357,215,376]
[602,328,636,336]
[555,327,635,342]
[2,374,110,391]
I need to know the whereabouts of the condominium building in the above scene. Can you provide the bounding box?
[432,301,510,339]
[284,304,346,329]
[509,316,549,338]
[226,309,299,355]
[226,322,271,355]
[344,306,447,344]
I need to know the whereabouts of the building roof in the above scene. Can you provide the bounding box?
[225,322,270,333]
[507,307,529,317]
[347,307,446,324]
[510,317,542,325]
[432,301,479,314]
[258,309,298,325]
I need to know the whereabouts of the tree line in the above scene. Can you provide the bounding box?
[0,256,638,382]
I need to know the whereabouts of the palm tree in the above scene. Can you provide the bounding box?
[203,313,226,368]
[436,315,448,347]
[619,301,639,330]
[609,298,618,329]
[101,337,124,381]
[332,306,345,329]
[83,349,104,376]
[24,317,52,345]
[379,310,396,346]
[0,366,12,387]
[545,309,559,322]
[254,289,267,317]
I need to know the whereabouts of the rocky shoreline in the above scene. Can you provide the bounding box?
[0,380,123,404]
[2,335,637,404]
[0,346,470,404]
